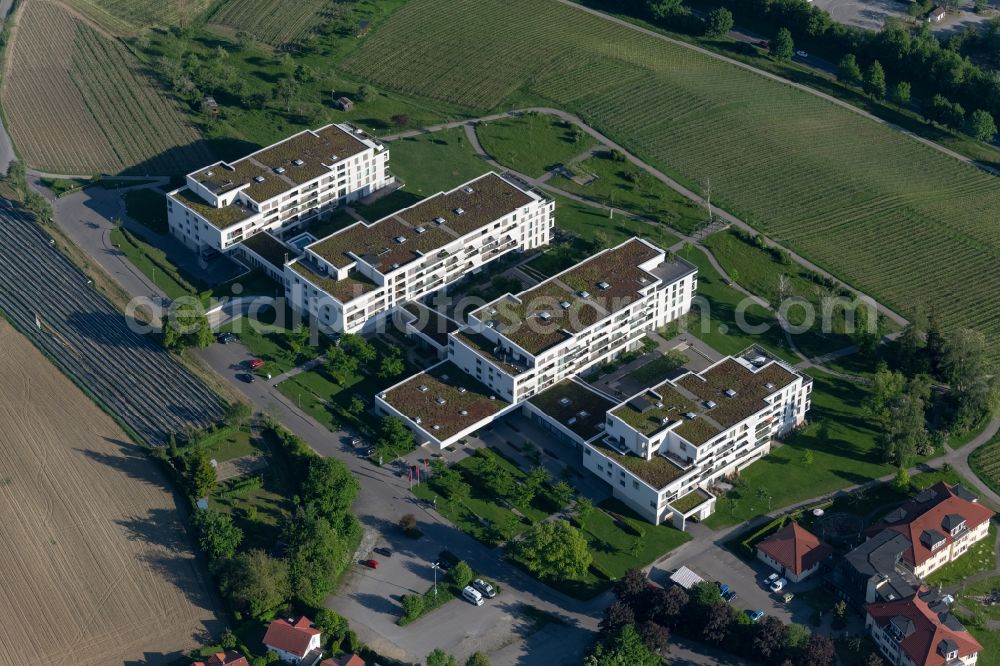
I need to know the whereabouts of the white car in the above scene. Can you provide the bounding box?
[462,585,484,606]
[766,572,780,583]
[473,578,497,599]
[795,50,809,58]
[770,577,788,593]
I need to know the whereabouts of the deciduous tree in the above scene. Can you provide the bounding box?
[838,54,862,84]
[771,28,794,60]
[514,519,592,580]
[223,549,290,618]
[194,509,243,560]
[864,60,887,98]
[705,7,734,36]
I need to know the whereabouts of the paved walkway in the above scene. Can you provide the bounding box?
[386,107,909,334]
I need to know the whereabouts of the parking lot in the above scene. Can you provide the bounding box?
[650,539,826,627]
[812,0,995,33]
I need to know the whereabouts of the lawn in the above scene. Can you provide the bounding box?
[926,523,997,588]
[124,188,169,234]
[549,150,707,234]
[276,367,353,432]
[475,112,596,177]
[956,575,1000,622]
[510,498,691,600]
[677,244,798,364]
[412,448,564,546]
[110,226,199,301]
[704,368,893,528]
[342,0,1000,354]
[221,313,317,377]
[702,229,889,360]
[200,426,256,462]
[207,428,297,551]
[387,127,495,196]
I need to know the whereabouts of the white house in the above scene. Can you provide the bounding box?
[262,616,323,665]
[866,590,982,666]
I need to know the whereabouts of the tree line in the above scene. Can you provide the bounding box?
[631,0,1000,143]
[586,569,885,665]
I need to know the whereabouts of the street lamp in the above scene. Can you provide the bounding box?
[432,561,440,596]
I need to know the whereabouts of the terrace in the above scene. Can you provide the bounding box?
[191,124,369,200]
[677,358,797,428]
[241,231,290,272]
[170,188,254,229]
[288,260,378,302]
[528,379,617,441]
[670,488,712,514]
[590,438,687,489]
[473,238,663,355]
[381,361,510,441]
[612,384,698,436]
[403,303,459,347]
[307,172,532,273]
[453,330,527,375]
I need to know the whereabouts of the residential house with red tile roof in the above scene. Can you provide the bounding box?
[193,651,250,666]
[263,616,323,665]
[866,588,982,666]
[320,655,367,666]
[867,482,994,579]
[756,522,833,582]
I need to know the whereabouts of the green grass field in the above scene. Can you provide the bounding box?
[704,368,893,528]
[549,151,707,234]
[475,112,596,177]
[926,523,997,588]
[385,127,493,197]
[343,0,1000,352]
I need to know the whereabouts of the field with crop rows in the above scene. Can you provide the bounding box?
[0,320,220,664]
[206,0,336,45]
[63,0,214,35]
[2,0,212,175]
[971,436,1000,498]
[343,0,1000,350]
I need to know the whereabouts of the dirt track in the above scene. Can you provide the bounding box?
[0,320,221,664]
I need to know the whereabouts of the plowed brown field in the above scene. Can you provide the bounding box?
[0,320,220,664]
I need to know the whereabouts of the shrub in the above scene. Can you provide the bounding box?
[451,560,474,588]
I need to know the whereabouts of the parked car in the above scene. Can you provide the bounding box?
[747,610,765,622]
[248,358,265,370]
[462,585,484,606]
[350,437,362,447]
[473,579,497,599]
[723,590,738,603]
[361,559,379,569]
[365,447,376,457]
[237,373,255,383]
[765,573,780,584]
[719,583,730,597]
[769,578,788,593]
[217,332,235,344]
[795,50,809,58]
[374,547,393,558]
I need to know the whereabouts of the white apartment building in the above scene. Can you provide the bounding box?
[167,123,391,253]
[576,352,811,526]
[284,172,553,334]
[448,238,697,404]
[375,237,697,450]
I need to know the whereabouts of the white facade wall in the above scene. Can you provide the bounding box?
[168,125,391,253]
[286,192,554,334]
[453,262,697,405]
[866,615,978,666]
[265,632,321,664]
[912,519,991,579]
[583,361,811,526]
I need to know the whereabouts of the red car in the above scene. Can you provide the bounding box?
[248,359,265,370]
[361,559,379,569]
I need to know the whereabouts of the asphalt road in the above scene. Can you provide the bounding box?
[196,340,608,666]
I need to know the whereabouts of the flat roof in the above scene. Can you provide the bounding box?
[288,260,378,302]
[403,303,460,347]
[241,232,290,271]
[191,124,371,201]
[676,358,797,429]
[590,438,686,489]
[611,383,699,437]
[475,239,693,355]
[307,172,535,272]
[528,379,617,442]
[170,188,255,229]
[381,361,510,441]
